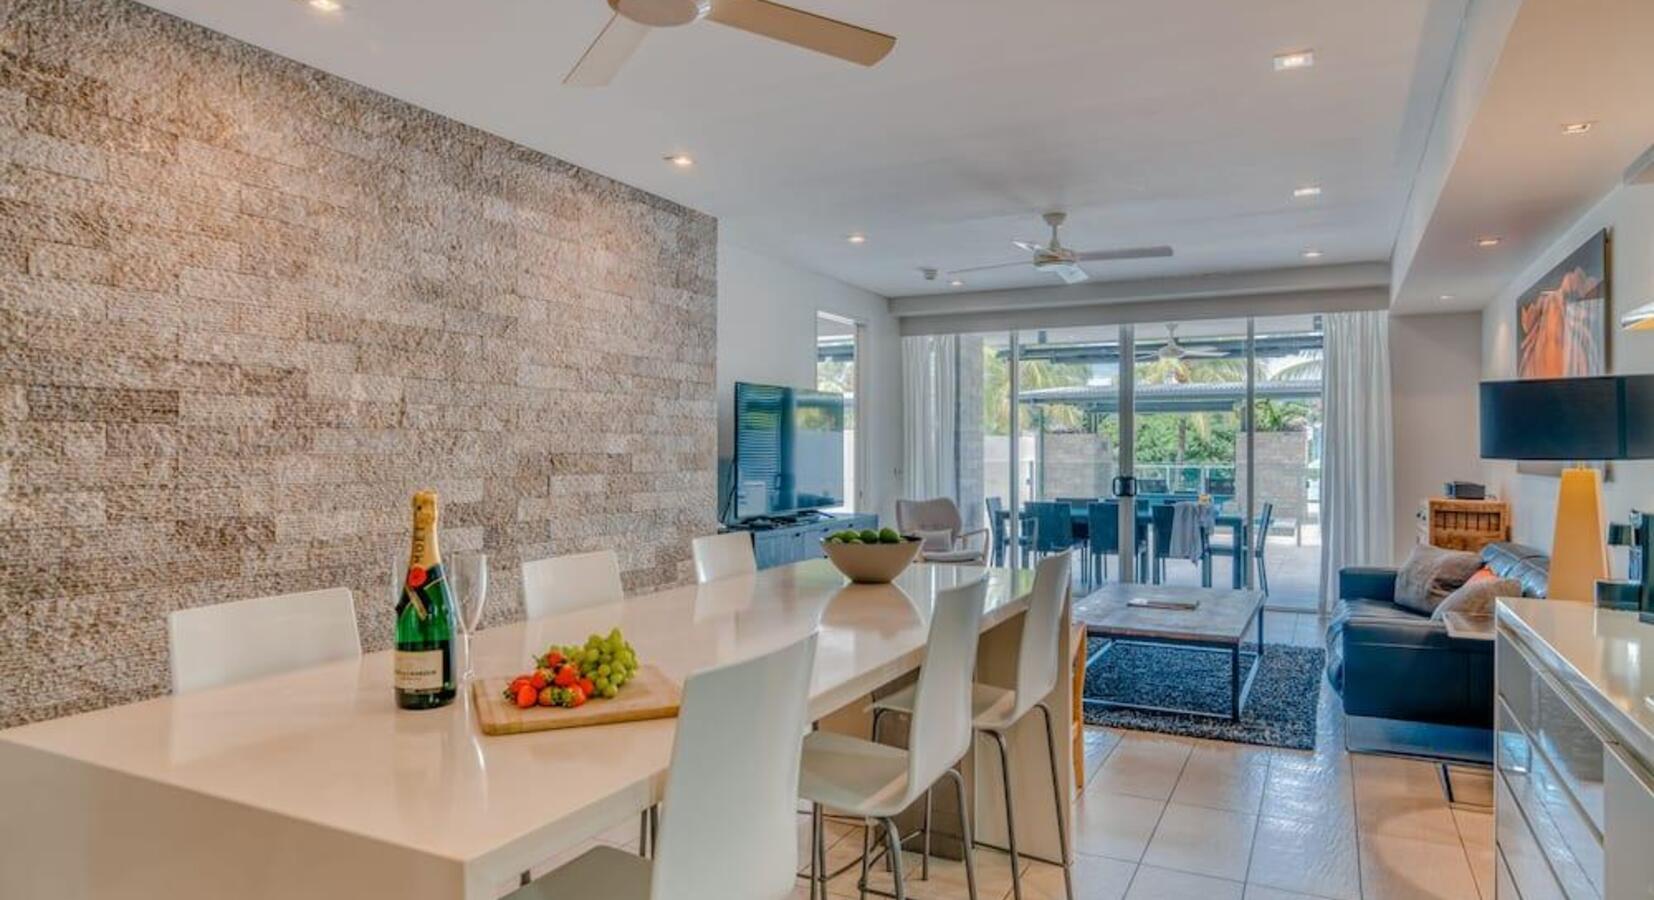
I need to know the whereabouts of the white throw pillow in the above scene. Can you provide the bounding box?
[916,529,954,552]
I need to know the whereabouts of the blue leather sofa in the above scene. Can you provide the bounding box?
[1324,542,1550,761]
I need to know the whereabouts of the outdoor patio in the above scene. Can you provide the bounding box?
[1128,522,1324,614]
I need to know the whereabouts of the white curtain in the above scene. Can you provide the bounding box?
[902,335,958,504]
[1318,310,1395,613]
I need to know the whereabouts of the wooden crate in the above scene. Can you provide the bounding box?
[1422,498,1511,553]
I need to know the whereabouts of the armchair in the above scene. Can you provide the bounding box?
[895,498,989,564]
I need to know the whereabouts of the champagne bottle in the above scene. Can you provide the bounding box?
[395,490,458,710]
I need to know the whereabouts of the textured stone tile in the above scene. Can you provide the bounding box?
[0,0,717,726]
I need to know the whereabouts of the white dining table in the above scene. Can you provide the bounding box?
[0,559,1071,900]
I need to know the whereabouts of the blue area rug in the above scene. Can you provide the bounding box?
[1082,637,1325,750]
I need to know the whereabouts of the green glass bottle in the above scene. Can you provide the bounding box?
[395,490,458,710]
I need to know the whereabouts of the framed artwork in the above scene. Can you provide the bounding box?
[1515,229,1612,476]
[1517,229,1610,378]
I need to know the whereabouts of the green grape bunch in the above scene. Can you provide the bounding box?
[539,627,639,700]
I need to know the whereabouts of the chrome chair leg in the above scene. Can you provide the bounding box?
[944,767,979,900]
[988,729,1023,900]
[810,803,824,900]
[1035,702,1076,900]
[921,789,932,880]
[882,816,908,900]
[858,819,872,900]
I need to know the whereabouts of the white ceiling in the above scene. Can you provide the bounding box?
[1390,0,1654,313]
[138,0,1468,299]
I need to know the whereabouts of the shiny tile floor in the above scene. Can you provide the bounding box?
[545,612,1495,900]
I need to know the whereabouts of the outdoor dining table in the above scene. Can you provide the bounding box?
[993,503,1251,588]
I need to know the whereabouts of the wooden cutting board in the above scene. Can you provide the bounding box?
[471,665,681,736]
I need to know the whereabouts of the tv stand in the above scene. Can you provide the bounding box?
[728,512,879,569]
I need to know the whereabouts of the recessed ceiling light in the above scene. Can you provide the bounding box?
[1293,185,1322,198]
[1440,294,1456,301]
[1273,50,1315,71]
[307,0,342,11]
[1476,236,1503,248]
[663,153,694,168]
[1301,249,1324,259]
[845,233,867,245]
[1561,121,1595,136]
[948,279,965,288]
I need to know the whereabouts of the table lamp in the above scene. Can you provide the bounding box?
[1480,375,1654,602]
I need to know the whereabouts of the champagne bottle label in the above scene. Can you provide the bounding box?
[394,650,444,691]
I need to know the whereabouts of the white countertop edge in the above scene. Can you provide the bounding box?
[1495,598,1654,773]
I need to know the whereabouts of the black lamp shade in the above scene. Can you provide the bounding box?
[1480,375,1654,461]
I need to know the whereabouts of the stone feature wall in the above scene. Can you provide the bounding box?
[0,0,718,726]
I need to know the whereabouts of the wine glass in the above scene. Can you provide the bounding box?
[447,552,490,681]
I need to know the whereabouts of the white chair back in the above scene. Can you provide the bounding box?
[521,550,623,619]
[691,532,756,583]
[1013,553,1072,721]
[168,587,361,694]
[651,632,819,900]
[903,576,988,807]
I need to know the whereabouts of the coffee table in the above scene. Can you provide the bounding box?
[1074,583,1267,722]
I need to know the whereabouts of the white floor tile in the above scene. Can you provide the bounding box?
[1247,813,1360,900]
[1125,865,1245,900]
[1141,802,1257,882]
[1243,887,1335,900]
[1023,854,1136,900]
[1359,833,1480,900]
[1172,744,1269,813]
[1092,733,1193,801]
[1352,754,1460,845]
[1073,791,1167,862]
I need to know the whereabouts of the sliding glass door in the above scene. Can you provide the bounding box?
[904,316,1325,608]
[1246,316,1324,611]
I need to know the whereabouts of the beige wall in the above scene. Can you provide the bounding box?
[1481,181,1654,556]
[0,0,718,726]
[1391,313,1485,562]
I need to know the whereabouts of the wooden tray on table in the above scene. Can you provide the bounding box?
[471,665,681,736]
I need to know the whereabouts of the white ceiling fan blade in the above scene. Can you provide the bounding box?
[706,0,896,66]
[1011,240,1045,253]
[950,260,1032,275]
[563,13,651,87]
[1181,348,1227,357]
[1073,245,1174,262]
[1050,264,1090,285]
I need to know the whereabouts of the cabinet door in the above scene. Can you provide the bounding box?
[1605,746,1654,900]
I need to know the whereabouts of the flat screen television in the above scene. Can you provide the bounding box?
[733,382,845,519]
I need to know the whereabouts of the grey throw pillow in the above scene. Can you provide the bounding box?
[1431,577,1523,621]
[1394,545,1484,615]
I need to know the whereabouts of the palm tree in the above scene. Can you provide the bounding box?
[981,345,1089,434]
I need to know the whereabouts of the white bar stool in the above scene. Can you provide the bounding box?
[506,632,819,900]
[800,576,988,900]
[521,549,624,619]
[167,587,361,694]
[870,553,1075,900]
[691,531,756,583]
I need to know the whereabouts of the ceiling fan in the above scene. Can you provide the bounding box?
[1138,323,1225,362]
[949,212,1172,285]
[565,0,897,87]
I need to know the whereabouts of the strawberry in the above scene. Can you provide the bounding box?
[514,683,538,709]
[553,665,578,687]
[566,685,587,707]
[530,670,548,690]
[578,677,595,696]
[545,650,565,668]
